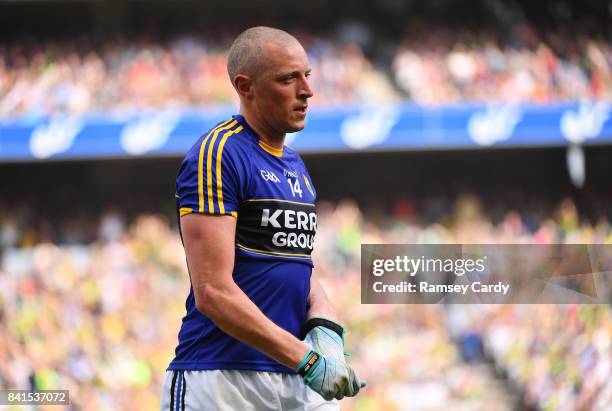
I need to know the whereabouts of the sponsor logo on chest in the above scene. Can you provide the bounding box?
[236,200,317,255]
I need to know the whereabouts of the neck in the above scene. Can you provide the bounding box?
[239,107,285,150]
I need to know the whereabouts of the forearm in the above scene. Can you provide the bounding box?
[307,276,338,321]
[197,283,309,369]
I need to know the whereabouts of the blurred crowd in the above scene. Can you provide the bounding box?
[2,21,612,119]
[1,195,610,410]
[483,305,611,411]
[392,24,612,105]
[0,35,396,119]
[0,214,187,410]
[316,197,611,410]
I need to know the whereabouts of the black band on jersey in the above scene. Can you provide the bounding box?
[236,199,316,258]
[302,318,344,341]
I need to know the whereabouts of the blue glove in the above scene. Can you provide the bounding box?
[296,350,366,401]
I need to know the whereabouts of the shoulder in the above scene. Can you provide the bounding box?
[284,144,308,169]
[218,126,252,160]
[283,144,304,163]
[283,144,299,156]
[182,118,251,167]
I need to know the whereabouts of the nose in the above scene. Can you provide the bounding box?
[298,75,314,100]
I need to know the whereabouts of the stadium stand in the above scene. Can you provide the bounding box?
[1,21,610,117]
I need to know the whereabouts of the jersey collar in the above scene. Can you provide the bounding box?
[233,115,284,158]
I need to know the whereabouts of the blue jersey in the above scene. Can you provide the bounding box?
[169,115,317,373]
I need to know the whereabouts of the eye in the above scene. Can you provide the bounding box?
[279,75,295,84]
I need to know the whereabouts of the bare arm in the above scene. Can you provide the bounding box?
[181,213,309,368]
[307,273,339,321]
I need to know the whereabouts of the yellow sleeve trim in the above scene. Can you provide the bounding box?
[180,208,237,218]
[179,207,193,217]
[258,140,284,157]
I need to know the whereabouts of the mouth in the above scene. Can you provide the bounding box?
[294,105,308,116]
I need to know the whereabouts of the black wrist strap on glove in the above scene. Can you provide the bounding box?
[302,317,345,340]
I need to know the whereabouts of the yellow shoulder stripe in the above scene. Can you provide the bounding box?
[216,125,244,214]
[198,119,235,212]
[206,121,239,212]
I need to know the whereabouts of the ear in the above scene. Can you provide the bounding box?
[234,74,253,98]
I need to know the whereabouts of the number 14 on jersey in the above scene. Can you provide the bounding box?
[287,178,303,198]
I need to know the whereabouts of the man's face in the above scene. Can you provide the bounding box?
[252,41,314,134]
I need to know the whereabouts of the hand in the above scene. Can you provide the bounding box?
[296,350,366,401]
[303,318,346,362]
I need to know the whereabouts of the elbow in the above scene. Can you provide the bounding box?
[194,284,224,319]
[194,298,209,317]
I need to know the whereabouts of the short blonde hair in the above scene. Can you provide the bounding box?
[227,26,299,85]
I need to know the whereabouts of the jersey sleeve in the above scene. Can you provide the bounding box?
[176,121,248,218]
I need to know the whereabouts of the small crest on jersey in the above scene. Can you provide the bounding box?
[303,174,314,196]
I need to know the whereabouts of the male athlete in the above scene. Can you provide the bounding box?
[161,27,365,410]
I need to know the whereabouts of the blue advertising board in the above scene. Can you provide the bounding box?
[0,102,610,161]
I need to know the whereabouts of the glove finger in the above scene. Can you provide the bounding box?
[351,380,362,396]
[344,368,362,397]
[334,378,348,401]
[360,381,367,388]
